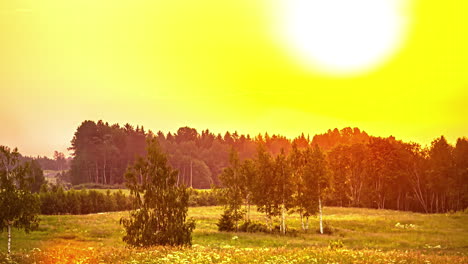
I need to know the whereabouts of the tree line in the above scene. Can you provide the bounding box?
[68,120,370,188]
[37,187,220,215]
[327,136,467,213]
[20,151,70,171]
[68,120,467,214]
[38,187,132,215]
[217,135,467,236]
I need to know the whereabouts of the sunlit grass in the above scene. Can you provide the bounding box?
[1,206,467,263]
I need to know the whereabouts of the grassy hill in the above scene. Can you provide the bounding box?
[1,206,467,263]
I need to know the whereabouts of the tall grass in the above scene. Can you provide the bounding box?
[0,206,466,263]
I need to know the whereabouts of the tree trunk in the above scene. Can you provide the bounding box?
[7,224,11,255]
[300,212,305,231]
[247,198,250,222]
[177,168,180,186]
[430,193,435,213]
[319,197,323,234]
[190,160,193,188]
[183,166,186,186]
[411,182,428,213]
[103,159,107,185]
[305,216,309,231]
[109,165,113,185]
[265,214,272,232]
[281,203,286,235]
[95,161,99,184]
[245,196,251,222]
[397,191,401,211]
[235,212,239,233]
[442,194,446,212]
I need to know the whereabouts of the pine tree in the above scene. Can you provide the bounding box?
[120,138,195,247]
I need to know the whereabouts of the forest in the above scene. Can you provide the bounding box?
[67,120,468,214]
[68,120,369,187]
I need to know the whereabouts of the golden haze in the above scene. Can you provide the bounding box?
[0,0,467,156]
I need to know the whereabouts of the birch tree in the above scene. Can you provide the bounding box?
[239,159,256,221]
[252,143,277,231]
[289,143,310,231]
[120,138,195,246]
[273,149,292,235]
[0,146,40,255]
[303,145,329,234]
[218,149,244,232]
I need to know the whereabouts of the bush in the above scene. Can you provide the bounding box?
[217,209,236,232]
[238,221,269,233]
[188,189,220,207]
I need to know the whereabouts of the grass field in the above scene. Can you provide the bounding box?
[1,206,467,263]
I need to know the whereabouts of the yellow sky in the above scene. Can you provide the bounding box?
[1,0,467,157]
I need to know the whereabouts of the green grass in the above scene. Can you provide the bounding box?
[1,206,467,263]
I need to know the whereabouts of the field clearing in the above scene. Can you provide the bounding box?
[43,170,64,185]
[1,206,467,263]
[86,188,131,196]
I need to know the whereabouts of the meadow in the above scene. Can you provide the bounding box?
[1,206,467,263]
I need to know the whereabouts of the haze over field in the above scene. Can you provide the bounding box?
[1,0,467,157]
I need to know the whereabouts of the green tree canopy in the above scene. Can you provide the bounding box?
[0,146,40,254]
[120,137,195,247]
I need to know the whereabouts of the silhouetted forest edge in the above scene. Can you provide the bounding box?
[8,120,468,214]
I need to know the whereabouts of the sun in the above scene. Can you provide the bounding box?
[280,0,410,76]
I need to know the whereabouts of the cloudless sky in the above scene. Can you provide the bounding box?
[1,0,467,157]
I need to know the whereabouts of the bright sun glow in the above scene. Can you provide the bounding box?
[282,0,409,75]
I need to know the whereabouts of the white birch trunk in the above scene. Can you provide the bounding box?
[95,161,99,183]
[103,159,107,185]
[190,159,193,188]
[8,224,11,255]
[281,203,286,235]
[319,197,323,234]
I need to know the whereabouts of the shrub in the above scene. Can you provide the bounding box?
[217,209,236,232]
[188,189,220,207]
[238,221,268,233]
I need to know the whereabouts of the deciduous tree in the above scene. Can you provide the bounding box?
[120,138,195,246]
[0,146,40,255]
